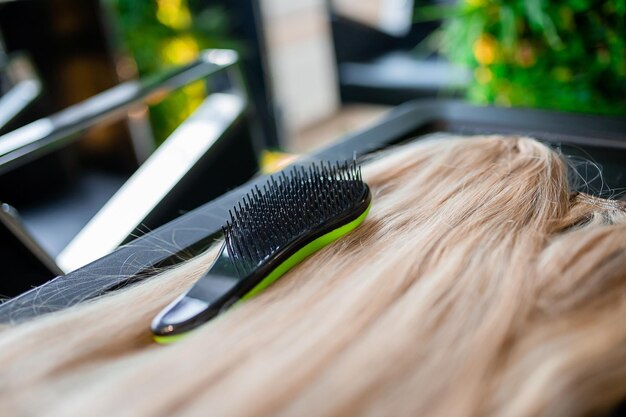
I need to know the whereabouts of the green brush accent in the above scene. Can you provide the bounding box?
[154,203,371,345]
[153,333,188,345]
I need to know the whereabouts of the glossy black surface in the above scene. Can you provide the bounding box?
[0,50,239,174]
[152,165,371,337]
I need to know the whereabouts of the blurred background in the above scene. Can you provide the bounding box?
[0,0,624,296]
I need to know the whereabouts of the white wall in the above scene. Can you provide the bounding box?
[260,0,340,136]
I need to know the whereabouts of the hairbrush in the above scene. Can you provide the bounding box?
[151,160,371,343]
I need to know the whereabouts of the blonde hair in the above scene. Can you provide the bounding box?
[1,135,625,417]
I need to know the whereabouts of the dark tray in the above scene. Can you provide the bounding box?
[2,99,625,322]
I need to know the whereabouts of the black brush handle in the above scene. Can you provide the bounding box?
[151,244,243,337]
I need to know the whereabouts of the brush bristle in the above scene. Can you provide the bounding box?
[223,160,366,275]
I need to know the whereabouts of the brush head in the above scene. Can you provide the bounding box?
[151,160,371,341]
[224,160,368,275]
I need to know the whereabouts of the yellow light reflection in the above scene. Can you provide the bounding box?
[161,35,200,65]
[473,34,497,65]
[156,0,192,30]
